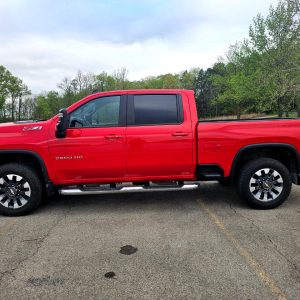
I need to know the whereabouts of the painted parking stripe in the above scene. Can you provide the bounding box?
[197,200,287,300]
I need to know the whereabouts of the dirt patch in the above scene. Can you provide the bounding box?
[119,245,138,255]
[104,272,116,279]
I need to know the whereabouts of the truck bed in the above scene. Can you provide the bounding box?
[197,118,300,177]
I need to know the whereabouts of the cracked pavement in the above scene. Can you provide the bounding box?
[0,182,299,299]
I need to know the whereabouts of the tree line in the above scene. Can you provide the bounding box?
[0,66,31,121]
[0,0,299,121]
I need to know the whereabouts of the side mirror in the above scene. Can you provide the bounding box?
[56,109,70,138]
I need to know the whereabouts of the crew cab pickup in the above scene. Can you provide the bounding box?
[0,89,299,216]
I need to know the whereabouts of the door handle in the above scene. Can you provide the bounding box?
[105,134,122,140]
[172,132,188,137]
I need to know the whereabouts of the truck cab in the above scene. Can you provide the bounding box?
[49,90,198,185]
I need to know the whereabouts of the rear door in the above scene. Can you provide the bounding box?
[125,93,194,180]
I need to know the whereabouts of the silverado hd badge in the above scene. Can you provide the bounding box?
[55,155,83,160]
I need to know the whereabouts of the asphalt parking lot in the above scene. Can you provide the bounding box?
[0,182,299,300]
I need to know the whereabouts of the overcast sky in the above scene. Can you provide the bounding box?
[0,0,279,93]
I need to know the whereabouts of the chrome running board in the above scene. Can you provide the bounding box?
[59,182,200,196]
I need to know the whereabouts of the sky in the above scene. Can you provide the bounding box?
[0,0,279,93]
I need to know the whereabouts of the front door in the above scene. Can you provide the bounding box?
[49,95,126,185]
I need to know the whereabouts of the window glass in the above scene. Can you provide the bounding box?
[133,95,179,125]
[69,96,120,128]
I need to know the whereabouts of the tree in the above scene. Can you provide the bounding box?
[57,77,73,106]
[95,72,116,91]
[113,68,129,89]
[249,0,300,116]
[180,69,199,90]
[0,66,11,118]
[46,91,61,116]
[57,71,96,107]
[22,97,36,120]
[33,95,52,120]
[6,75,23,121]
[17,84,31,120]
[194,68,216,118]
[198,62,230,118]
[213,68,259,119]
[212,42,265,119]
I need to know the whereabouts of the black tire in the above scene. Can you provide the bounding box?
[237,158,292,209]
[217,178,232,186]
[0,163,42,216]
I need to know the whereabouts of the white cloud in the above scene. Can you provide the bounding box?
[0,0,279,93]
[0,35,221,92]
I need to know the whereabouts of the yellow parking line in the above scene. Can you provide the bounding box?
[197,200,288,300]
[0,219,17,236]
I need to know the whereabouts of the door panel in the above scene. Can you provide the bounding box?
[49,127,126,183]
[126,94,194,179]
[48,95,126,184]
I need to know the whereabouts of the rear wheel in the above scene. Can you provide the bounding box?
[237,158,292,209]
[0,163,42,216]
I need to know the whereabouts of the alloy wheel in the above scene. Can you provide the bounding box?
[249,168,283,202]
[0,174,31,209]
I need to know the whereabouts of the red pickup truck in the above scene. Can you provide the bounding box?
[0,89,299,215]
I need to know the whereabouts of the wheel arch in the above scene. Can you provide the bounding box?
[0,150,55,195]
[230,143,300,185]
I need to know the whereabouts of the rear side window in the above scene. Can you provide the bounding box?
[132,94,182,125]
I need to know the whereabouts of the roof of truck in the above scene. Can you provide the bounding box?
[65,89,194,113]
[90,89,194,95]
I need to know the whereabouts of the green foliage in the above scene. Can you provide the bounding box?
[0,66,11,112]
[0,0,299,121]
[208,0,300,119]
[34,95,52,120]
[248,0,300,116]
[0,65,31,121]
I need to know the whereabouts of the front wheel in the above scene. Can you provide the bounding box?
[0,163,42,216]
[237,158,292,209]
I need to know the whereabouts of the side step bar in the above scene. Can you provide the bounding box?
[59,183,200,196]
